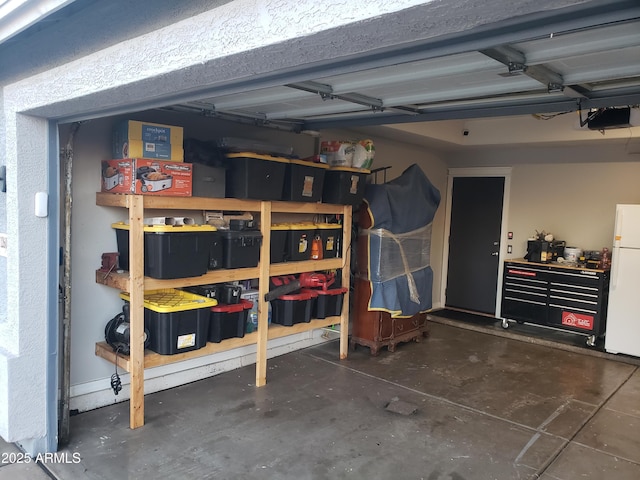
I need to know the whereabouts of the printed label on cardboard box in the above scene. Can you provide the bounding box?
[113,120,184,160]
[131,159,192,196]
[124,140,184,161]
[101,159,134,194]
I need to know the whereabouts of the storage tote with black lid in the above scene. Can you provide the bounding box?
[322,166,370,206]
[283,159,329,202]
[224,152,289,200]
[220,229,263,268]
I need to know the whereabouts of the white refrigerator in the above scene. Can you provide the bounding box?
[605,204,640,357]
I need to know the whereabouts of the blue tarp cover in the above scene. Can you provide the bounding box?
[361,164,440,317]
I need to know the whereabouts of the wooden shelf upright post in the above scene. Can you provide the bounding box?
[256,201,271,387]
[339,204,352,360]
[128,195,145,429]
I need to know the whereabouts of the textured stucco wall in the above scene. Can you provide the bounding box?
[0,107,50,442]
[1,0,448,450]
[0,0,595,452]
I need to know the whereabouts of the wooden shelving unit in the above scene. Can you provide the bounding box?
[95,193,352,429]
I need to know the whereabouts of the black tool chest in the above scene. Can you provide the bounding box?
[501,259,609,345]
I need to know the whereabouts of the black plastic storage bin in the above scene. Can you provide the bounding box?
[220,229,263,268]
[305,287,348,319]
[224,152,288,200]
[287,223,316,262]
[283,159,329,202]
[315,223,343,258]
[183,284,221,299]
[182,283,240,303]
[322,167,370,206]
[220,283,242,304]
[270,224,289,263]
[209,230,223,270]
[113,222,216,279]
[120,289,217,355]
[271,291,314,326]
[192,163,226,198]
[208,299,253,343]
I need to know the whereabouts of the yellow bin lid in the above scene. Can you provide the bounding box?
[271,223,291,231]
[289,159,330,169]
[120,288,218,312]
[226,152,290,164]
[289,222,316,231]
[315,223,342,230]
[112,221,216,232]
[328,166,371,174]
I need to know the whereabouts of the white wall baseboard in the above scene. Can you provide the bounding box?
[70,330,337,413]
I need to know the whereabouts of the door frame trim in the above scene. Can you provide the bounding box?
[440,167,512,317]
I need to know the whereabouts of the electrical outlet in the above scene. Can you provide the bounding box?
[507,245,513,254]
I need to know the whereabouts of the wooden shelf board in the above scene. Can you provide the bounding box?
[96,332,259,371]
[95,267,260,291]
[96,317,341,371]
[96,192,263,212]
[268,317,341,339]
[95,269,130,291]
[271,201,348,214]
[96,193,349,215]
[269,258,344,276]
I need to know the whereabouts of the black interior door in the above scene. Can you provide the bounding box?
[445,176,504,314]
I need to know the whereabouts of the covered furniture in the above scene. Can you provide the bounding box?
[351,164,440,355]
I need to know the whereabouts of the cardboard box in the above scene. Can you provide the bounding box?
[132,159,192,196]
[101,159,192,196]
[123,140,184,161]
[101,159,134,194]
[113,120,184,160]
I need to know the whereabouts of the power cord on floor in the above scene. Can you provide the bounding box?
[110,346,123,395]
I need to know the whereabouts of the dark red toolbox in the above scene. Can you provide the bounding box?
[271,291,314,326]
[208,299,253,343]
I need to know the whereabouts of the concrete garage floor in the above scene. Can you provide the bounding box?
[2,320,640,480]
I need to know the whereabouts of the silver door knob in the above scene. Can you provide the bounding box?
[491,252,499,256]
